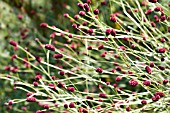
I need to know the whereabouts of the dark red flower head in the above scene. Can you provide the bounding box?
[158,48,166,53]
[94,9,99,15]
[115,76,122,82]
[111,29,116,36]
[145,9,152,15]
[145,66,152,74]
[69,102,75,108]
[110,16,117,22]
[105,28,111,35]
[99,93,106,98]
[129,79,138,86]
[9,40,17,47]
[26,97,36,102]
[45,44,55,51]
[141,100,147,104]
[53,54,63,59]
[143,80,151,86]
[148,0,157,3]
[79,11,86,16]
[43,104,49,109]
[96,68,103,73]
[67,87,75,92]
[40,23,48,27]
[163,79,168,84]
[83,3,90,12]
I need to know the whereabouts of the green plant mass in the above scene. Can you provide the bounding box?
[0,0,170,113]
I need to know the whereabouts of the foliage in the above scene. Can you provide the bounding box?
[1,0,170,112]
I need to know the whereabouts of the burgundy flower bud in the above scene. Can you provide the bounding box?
[59,71,65,76]
[82,21,88,26]
[101,53,106,57]
[143,80,151,86]
[35,74,42,81]
[163,79,168,84]
[4,66,10,71]
[113,83,117,87]
[158,48,166,53]
[98,44,104,50]
[105,28,111,35]
[69,102,75,108]
[145,9,152,15]
[155,95,160,100]
[160,38,166,43]
[106,82,110,85]
[68,34,73,38]
[63,13,69,18]
[35,56,42,63]
[128,71,133,74]
[53,54,63,59]
[115,66,122,71]
[50,32,56,38]
[74,15,79,20]
[154,7,162,11]
[8,100,13,105]
[83,3,90,12]
[11,54,17,60]
[67,87,75,92]
[17,14,23,20]
[101,1,107,5]
[141,100,147,104]
[131,44,135,48]
[111,69,116,73]
[72,24,77,28]
[45,44,55,51]
[33,81,38,86]
[167,16,170,21]
[9,40,17,47]
[154,15,158,19]
[87,46,92,50]
[43,104,49,109]
[79,11,86,16]
[87,29,93,34]
[40,23,48,27]
[93,9,99,15]
[148,0,157,3]
[77,3,84,9]
[48,83,56,90]
[87,0,91,4]
[110,16,117,22]
[10,67,18,73]
[161,15,166,21]
[126,107,131,111]
[111,29,116,36]
[168,27,170,33]
[115,76,122,82]
[145,66,152,74]
[57,82,65,88]
[155,92,165,97]
[152,96,157,101]
[26,97,36,102]
[86,96,93,100]
[158,66,165,70]
[96,68,103,73]
[151,22,156,27]
[26,92,34,97]
[64,104,68,109]
[129,79,138,86]
[99,93,106,98]
[7,106,12,110]
[51,76,56,80]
